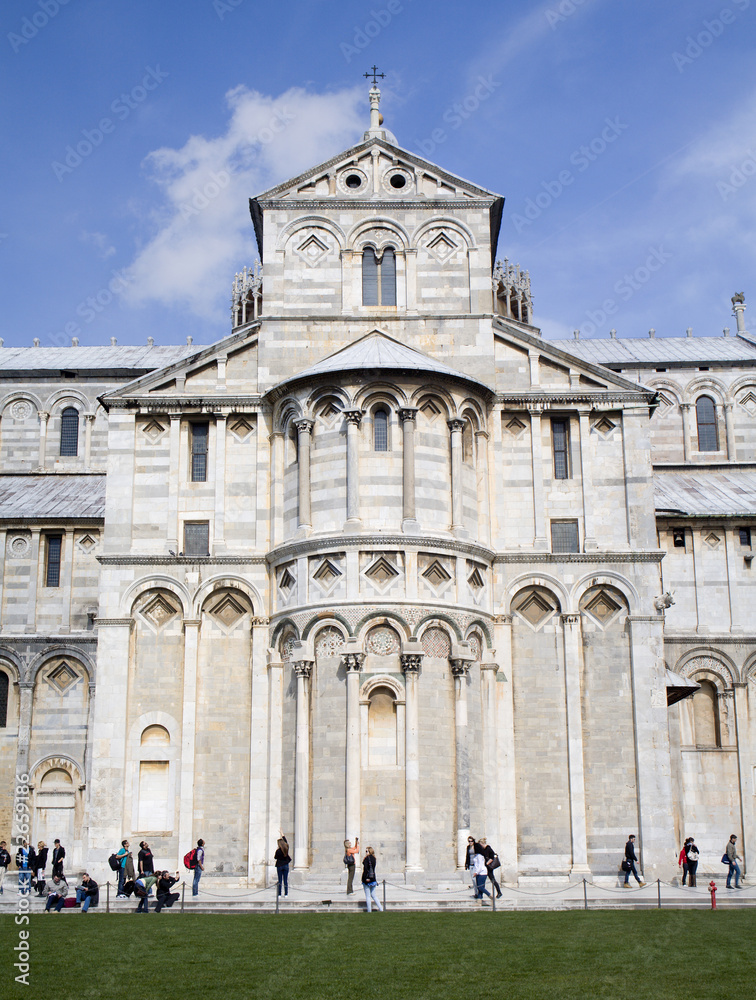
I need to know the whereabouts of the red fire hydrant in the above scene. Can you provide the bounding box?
[709,881,717,910]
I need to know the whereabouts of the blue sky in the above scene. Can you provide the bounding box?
[2,0,756,349]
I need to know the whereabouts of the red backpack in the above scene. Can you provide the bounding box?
[183,848,197,870]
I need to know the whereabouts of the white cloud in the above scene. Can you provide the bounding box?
[80,230,116,259]
[122,85,365,318]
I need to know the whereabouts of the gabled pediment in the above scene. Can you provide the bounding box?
[99,325,261,406]
[253,137,501,206]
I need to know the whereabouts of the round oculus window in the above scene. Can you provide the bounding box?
[345,173,362,189]
[389,173,407,189]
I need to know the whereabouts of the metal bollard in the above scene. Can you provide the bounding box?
[657,879,661,909]
[382,879,386,912]
[583,878,588,911]
[181,882,185,913]
[106,882,110,914]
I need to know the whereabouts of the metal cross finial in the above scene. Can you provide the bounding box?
[364,66,385,86]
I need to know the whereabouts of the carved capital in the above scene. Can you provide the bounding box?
[561,614,581,627]
[293,659,313,678]
[251,616,271,627]
[294,418,314,435]
[492,614,513,626]
[343,652,365,672]
[344,409,364,427]
[447,419,465,434]
[400,653,423,674]
[450,659,470,677]
[398,408,418,424]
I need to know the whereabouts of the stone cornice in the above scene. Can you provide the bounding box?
[98,555,268,566]
[0,517,104,527]
[493,551,664,564]
[104,397,265,412]
[663,633,756,643]
[259,199,498,211]
[496,392,655,407]
[268,534,495,564]
[0,634,97,643]
[268,599,494,622]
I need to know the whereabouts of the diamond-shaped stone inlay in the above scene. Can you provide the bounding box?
[143,419,166,442]
[78,534,97,553]
[315,626,345,658]
[704,531,721,548]
[365,626,401,655]
[296,233,330,267]
[279,567,296,591]
[426,231,458,263]
[583,590,622,624]
[506,416,527,435]
[421,626,451,658]
[365,557,399,586]
[142,594,179,629]
[210,594,247,628]
[420,399,442,418]
[656,393,674,414]
[738,390,756,416]
[514,591,555,628]
[468,567,485,591]
[313,559,341,586]
[422,560,451,587]
[594,416,616,436]
[229,417,253,440]
[318,401,342,424]
[47,661,78,693]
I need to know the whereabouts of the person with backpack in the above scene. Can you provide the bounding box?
[622,835,645,887]
[678,837,692,886]
[361,846,383,913]
[343,837,359,894]
[685,838,700,887]
[725,834,742,889]
[478,837,502,898]
[115,839,131,898]
[134,873,158,913]
[192,839,205,896]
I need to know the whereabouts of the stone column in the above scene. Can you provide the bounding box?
[715,403,726,453]
[480,662,500,850]
[37,411,49,469]
[178,619,201,854]
[577,410,597,550]
[732,682,753,875]
[344,410,363,529]
[88,619,133,859]
[343,652,364,845]
[405,248,417,310]
[26,529,41,634]
[84,413,95,468]
[448,419,465,537]
[167,414,181,552]
[295,419,314,531]
[724,402,736,460]
[475,430,491,547]
[401,651,423,871]
[60,530,73,632]
[340,250,354,311]
[451,658,470,868]
[15,680,34,778]
[626,614,676,879]
[248,617,271,880]
[528,406,548,549]
[213,413,227,551]
[83,681,96,788]
[269,431,284,548]
[266,651,284,879]
[293,659,313,869]
[561,614,590,874]
[680,403,692,463]
[399,408,420,534]
[493,614,517,877]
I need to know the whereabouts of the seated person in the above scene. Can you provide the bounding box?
[44,875,69,912]
[75,873,99,913]
[154,870,180,912]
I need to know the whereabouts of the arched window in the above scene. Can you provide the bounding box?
[59,407,79,456]
[374,409,388,451]
[696,396,718,451]
[362,247,397,306]
[0,671,8,727]
[462,420,473,463]
[692,680,720,746]
[141,724,170,746]
[368,686,397,766]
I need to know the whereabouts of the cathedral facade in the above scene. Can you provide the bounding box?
[1,86,754,883]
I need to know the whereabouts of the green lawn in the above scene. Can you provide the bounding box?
[2,911,754,999]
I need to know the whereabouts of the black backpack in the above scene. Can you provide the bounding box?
[133,880,148,899]
[108,853,120,872]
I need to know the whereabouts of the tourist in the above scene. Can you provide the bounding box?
[115,839,131,897]
[155,870,180,912]
[134,873,157,913]
[35,841,49,896]
[622,835,645,887]
[464,836,478,893]
[44,875,69,912]
[16,840,32,894]
[678,837,692,886]
[472,849,491,903]
[725,835,742,889]
[274,835,290,896]
[686,838,699,887]
[361,846,383,912]
[0,840,11,894]
[192,838,205,896]
[343,837,359,894]
[478,837,502,899]
[75,873,99,913]
[51,839,65,878]
[138,841,155,877]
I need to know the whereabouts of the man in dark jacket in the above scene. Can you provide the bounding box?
[75,873,99,913]
[154,871,180,912]
[51,840,65,878]
[478,838,502,898]
[623,835,645,887]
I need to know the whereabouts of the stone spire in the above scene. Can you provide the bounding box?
[362,66,398,144]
